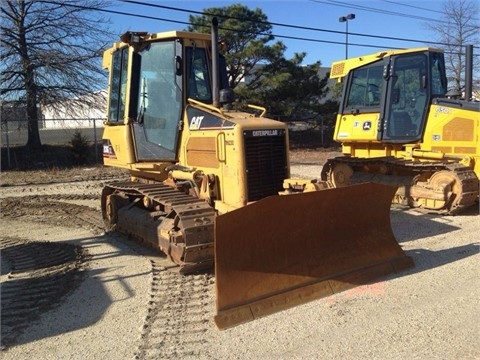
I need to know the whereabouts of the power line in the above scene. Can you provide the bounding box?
[311,0,479,28]
[36,0,477,57]
[379,0,444,15]
[35,1,366,48]
[311,0,446,23]
[379,0,480,22]
[119,0,473,49]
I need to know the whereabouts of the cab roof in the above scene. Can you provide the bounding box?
[330,47,444,81]
[109,30,211,50]
[103,30,212,68]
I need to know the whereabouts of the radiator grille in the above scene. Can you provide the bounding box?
[243,130,288,202]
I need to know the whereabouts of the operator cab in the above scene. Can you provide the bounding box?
[105,31,230,162]
[339,49,448,143]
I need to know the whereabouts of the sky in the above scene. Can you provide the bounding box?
[104,0,470,68]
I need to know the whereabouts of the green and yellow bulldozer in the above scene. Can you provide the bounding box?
[323,46,479,214]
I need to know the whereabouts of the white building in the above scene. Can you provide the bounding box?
[41,91,107,129]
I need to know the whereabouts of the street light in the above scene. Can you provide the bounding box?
[339,13,355,59]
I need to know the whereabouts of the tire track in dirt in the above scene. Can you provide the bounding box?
[134,261,215,359]
[1,187,218,358]
[1,195,105,235]
[0,237,87,349]
[0,169,127,187]
[0,181,104,199]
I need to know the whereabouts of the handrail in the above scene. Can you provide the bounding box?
[188,98,225,117]
[247,104,267,117]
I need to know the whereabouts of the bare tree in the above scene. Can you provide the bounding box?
[1,0,113,149]
[426,0,479,93]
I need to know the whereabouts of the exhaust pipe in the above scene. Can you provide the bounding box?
[465,44,473,101]
[211,17,220,108]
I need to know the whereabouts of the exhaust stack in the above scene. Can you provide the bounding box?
[211,17,220,108]
[465,44,473,101]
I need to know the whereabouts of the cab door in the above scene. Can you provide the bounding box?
[382,53,429,143]
[336,60,386,142]
[132,41,183,161]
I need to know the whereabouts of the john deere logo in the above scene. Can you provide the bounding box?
[363,121,372,130]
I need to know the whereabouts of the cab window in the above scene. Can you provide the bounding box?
[108,47,128,123]
[185,47,212,103]
[346,65,384,110]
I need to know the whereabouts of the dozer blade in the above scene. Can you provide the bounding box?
[214,182,413,329]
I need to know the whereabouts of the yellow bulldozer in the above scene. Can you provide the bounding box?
[323,46,479,214]
[100,19,413,329]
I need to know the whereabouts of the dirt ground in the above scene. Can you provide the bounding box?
[1,149,479,359]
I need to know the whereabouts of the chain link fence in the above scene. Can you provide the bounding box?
[1,118,105,169]
[1,117,336,169]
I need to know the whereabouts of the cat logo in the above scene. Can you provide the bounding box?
[190,115,204,130]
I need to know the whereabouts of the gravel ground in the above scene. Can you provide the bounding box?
[1,155,479,360]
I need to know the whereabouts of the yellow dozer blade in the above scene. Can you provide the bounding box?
[214,182,413,329]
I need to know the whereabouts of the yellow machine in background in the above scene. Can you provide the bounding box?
[324,46,479,214]
[100,19,413,329]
